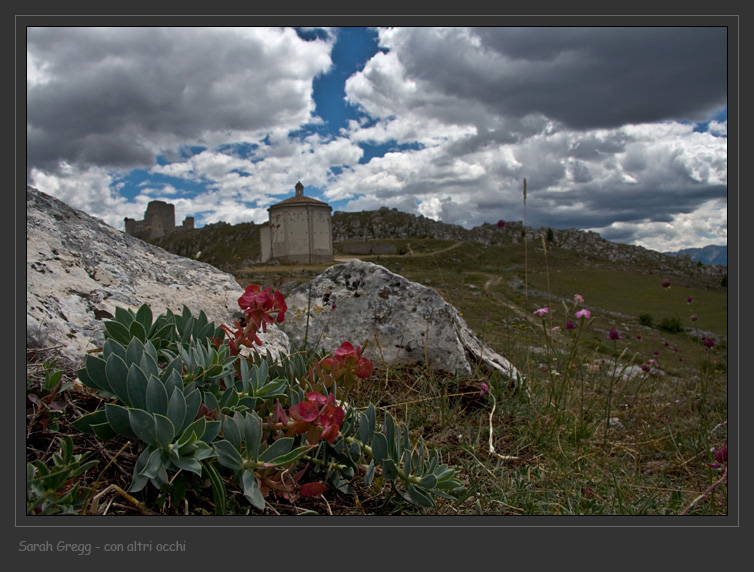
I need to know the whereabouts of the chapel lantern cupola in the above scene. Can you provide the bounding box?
[295,181,304,198]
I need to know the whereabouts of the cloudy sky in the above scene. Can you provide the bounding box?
[25,25,729,252]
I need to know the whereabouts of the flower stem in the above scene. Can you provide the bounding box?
[679,466,727,515]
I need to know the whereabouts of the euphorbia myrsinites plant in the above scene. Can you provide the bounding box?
[72,284,463,513]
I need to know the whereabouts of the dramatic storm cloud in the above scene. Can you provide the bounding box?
[25,25,728,252]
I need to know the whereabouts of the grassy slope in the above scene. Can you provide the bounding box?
[244,238,728,515]
[139,219,728,516]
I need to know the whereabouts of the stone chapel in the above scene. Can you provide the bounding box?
[259,181,333,264]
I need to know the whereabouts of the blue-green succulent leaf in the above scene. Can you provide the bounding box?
[126,365,149,411]
[104,403,138,439]
[242,469,265,510]
[128,409,157,445]
[258,437,293,463]
[213,440,244,471]
[154,414,175,448]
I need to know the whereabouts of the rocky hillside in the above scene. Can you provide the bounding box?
[331,208,726,280]
[144,206,726,281]
[150,221,261,273]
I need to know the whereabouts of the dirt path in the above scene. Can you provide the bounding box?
[335,240,464,262]
[481,273,530,320]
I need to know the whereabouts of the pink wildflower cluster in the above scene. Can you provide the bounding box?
[320,342,374,380]
[221,284,288,354]
[238,284,287,332]
[282,392,346,445]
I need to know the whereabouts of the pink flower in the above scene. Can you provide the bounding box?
[300,482,327,497]
[661,278,671,289]
[322,341,375,379]
[635,335,642,340]
[574,294,584,304]
[565,321,576,330]
[709,446,728,469]
[288,400,319,423]
[236,284,288,339]
[714,446,727,464]
[691,314,698,322]
[533,307,549,316]
[702,336,715,349]
[288,392,346,444]
[480,382,489,396]
[687,297,693,304]
[575,309,591,319]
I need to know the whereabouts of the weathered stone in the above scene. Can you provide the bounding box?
[279,259,519,379]
[26,186,290,367]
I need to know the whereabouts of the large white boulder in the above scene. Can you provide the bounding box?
[279,259,519,379]
[25,186,287,367]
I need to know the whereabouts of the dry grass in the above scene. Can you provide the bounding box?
[25,235,728,516]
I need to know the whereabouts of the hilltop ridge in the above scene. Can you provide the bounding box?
[149,207,726,282]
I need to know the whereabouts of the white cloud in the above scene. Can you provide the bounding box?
[26,26,728,252]
[592,197,727,252]
[27,27,333,174]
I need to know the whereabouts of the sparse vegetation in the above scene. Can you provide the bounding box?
[27,212,728,516]
[660,316,684,333]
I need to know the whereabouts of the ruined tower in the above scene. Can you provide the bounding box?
[124,200,193,241]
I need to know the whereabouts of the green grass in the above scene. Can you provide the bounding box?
[28,231,727,516]
[222,235,726,516]
[328,237,728,515]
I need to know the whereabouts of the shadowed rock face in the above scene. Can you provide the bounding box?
[279,259,519,379]
[26,186,250,367]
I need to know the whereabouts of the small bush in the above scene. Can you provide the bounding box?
[659,316,683,333]
[639,313,654,327]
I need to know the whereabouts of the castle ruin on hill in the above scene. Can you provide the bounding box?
[124,200,194,241]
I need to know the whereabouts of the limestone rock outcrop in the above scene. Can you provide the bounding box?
[279,259,519,379]
[26,186,518,379]
[26,186,265,367]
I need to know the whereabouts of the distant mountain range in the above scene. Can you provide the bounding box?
[665,244,727,266]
